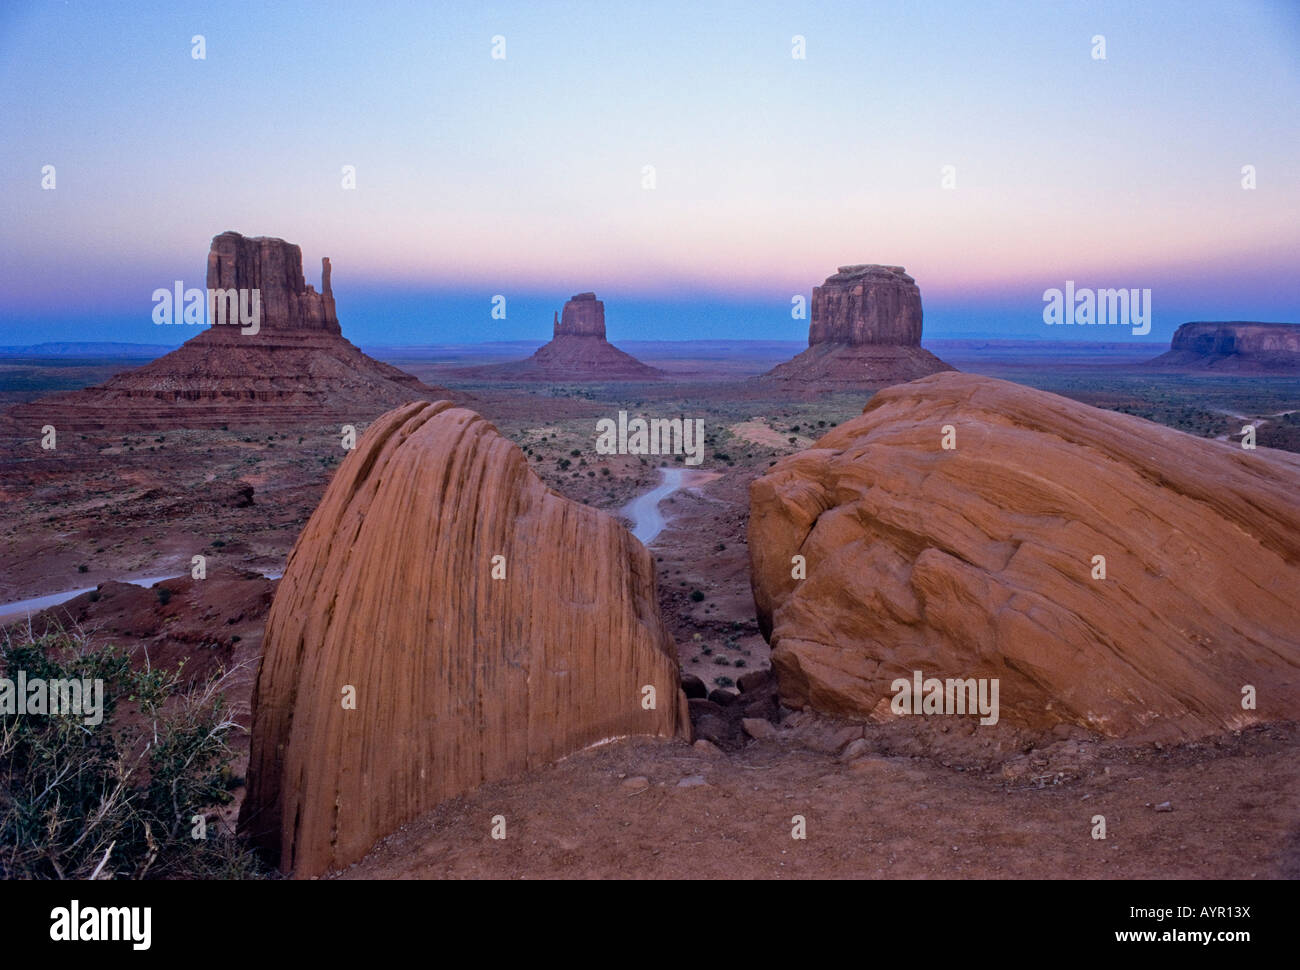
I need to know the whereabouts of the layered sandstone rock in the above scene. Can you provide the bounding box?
[457,292,663,380]
[8,232,452,430]
[206,231,340,334]
[749,372,1300,740]
[808,264,923,345]
[1147,321,1300,371]
[765,264,952,386]
[554,291,606,337]
[241,401,686,876]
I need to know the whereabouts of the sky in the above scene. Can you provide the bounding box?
[1,0,1297,345]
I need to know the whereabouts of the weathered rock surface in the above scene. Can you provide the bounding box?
[749,372,1300,740]
[8,232,453,430]
[554,292,606,337]
[456,292,662,381]
[1147,321,1300,371]
[764,264,953,386]
[207,230,341,335]
[809,265,924,346]
[240,400,686,876]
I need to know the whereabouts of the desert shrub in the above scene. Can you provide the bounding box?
[155,587,172,606]
[713,656,729,666]
[77,565,88,574]
[0,626,264,879]
[689,589,705,602]
[714,676,734,688]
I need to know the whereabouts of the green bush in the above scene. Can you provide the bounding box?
[0,625,264,879]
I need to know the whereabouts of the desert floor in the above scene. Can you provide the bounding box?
[1,343,1296,878]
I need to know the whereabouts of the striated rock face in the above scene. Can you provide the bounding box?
[554,292,606,338]
[749,372,1300,741]
[206,231,340,335]
[455,291,662,381]
[240,401,686,876]
[765,264,952,386]
[8,232,452,430]
[809,265,923,346]
[1148,321,1300,371]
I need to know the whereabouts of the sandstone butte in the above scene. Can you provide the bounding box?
[240,400,687,877]
[1147,321,1300,372]
[764,264,954,385]
[457,292,664,380]
[749,371,1300,741]
[8,231,453,431]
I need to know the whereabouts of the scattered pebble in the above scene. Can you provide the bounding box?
[742,717,776,740]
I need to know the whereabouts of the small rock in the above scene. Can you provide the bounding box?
[676,774,708,788]
[688,698,726,719]
[739,695,779,720]
[830,725,865,751]
[680,673,707,699]
[847,756,890,775]
[621,776,649,791]
[708,688,739,706]
[692,739,723,756]
[1154,801,1173,813]
[742,717,777,739]
[695,715,731,746]
[736,669,771,693]
[840,738,871,762]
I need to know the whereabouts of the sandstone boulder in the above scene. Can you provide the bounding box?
[240,400,686,876]
[749,372,1300,740]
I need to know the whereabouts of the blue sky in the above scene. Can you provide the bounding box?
[1,0,1297,344]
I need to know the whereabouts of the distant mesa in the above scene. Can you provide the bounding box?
[455,292,663,381]
[7,231,454,430]
[1146,321,1300,372]
[553,291,606,337]
[749,372,1300,741]
[763,264,954,386]
[240,400,687,876]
